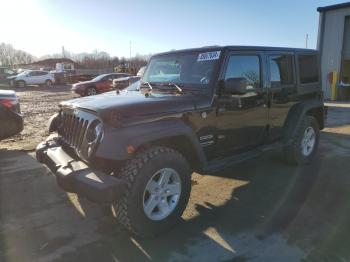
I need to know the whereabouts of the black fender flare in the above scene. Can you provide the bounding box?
[283,99,324,143]
[47,113,60,133]
[95,119,208,167]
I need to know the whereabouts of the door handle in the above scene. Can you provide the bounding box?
[256,98,265,105]
[217,107,225,114]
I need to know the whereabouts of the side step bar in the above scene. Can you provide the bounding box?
[202,142,285,174]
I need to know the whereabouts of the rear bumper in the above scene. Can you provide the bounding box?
[36,137,125,204]
[0,110,23,140]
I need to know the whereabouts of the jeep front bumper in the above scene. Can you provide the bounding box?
[36,137,125,204]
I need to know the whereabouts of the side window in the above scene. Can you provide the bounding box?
[224,55,261,90]
[103,75,114,81]
[38,71,48,76]
[4,69,14,74]
[298,54,319,84]
[268,54,294,87]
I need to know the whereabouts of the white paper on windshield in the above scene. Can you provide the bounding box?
[197,51,221,62]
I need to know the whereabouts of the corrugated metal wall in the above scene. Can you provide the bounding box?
[318,7,350,99]
[343,17,350,60]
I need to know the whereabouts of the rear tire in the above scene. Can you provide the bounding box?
[16,80,26,88]
[114,146,191,237]
[284,115,319,165]
[86,87,97,96]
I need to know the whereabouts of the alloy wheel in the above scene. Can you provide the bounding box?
[143,168,181,221]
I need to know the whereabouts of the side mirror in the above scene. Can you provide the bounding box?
[222,78,250,94]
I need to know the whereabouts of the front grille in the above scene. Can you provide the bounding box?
[58,112,89,150]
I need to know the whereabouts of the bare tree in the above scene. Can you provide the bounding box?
[0,43,34,66]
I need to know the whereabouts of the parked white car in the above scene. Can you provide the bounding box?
[8,70,55,88]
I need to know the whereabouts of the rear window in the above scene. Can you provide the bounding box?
[298,54,319,84]
[268,54,294,87]
[37,71,48,76]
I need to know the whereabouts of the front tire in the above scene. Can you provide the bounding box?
[86,87,97,96]
[284,115,319,165]
[45,79,53,87]
[114,146,191,237]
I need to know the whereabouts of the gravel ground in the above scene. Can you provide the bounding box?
[1,86,350,261]
[0,84,78,151]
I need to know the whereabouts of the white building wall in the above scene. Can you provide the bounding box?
[318,7,350,99]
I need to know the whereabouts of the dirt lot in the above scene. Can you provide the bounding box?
[1,86,350,261]
[0,84,78,151]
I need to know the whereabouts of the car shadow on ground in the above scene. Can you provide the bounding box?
[1,130,350,261]
[53,130,350,261]
[0,83,73,93]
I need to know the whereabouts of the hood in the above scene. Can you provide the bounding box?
[74,79,96,86]
[113,76,130,83]
[7,75,18,80]
[60,90,204,125]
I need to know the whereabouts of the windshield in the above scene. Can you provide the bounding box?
[18,71,30,76]
[141,50,221,89]
[126,80,141,91]
[92,74,108,81]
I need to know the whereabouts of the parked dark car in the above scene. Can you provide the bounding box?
[71,73,130,96]
[0,67,16,82]
[112,66,145,90]
[0,90,23,140]
[37,46,324,237]
[112,75,141,90]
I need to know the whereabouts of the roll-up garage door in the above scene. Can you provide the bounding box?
[343,17,350,60]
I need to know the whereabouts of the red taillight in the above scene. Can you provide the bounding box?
[0,99,15,109]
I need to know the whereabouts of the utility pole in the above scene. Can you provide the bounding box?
[62,46,65,58]
[129,41,132,70]
[305,34,309,49]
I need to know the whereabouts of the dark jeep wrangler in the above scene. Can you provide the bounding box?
[36,46,324,237]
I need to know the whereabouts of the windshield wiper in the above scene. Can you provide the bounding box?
[167,82,183,93]
[140,81,154,90]
[140,81,184,94]
[152,82,184,94]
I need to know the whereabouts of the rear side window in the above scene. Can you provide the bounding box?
[225,55,261,89]
[4,69,15,74]
[298,54,319,84]
[268,54,294,87]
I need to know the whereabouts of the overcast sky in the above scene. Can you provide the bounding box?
[0,0,343,58]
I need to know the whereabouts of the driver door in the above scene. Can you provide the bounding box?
[97,75,113,92]
[26,71,37,84]
[215,51,269,155]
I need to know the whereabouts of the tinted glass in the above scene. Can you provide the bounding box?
[4,69,15,74]
[103,75,113,81]
[225,55,260,89]
[37,71,48,76]
[269,54,294,87]
[298,54,319,84]
[92,74,108,81]
[142,51,221,88]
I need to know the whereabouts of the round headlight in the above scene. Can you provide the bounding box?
[86,120,103,144]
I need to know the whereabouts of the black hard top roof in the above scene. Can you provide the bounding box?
[317,2,350,12]
[155,46,317,56]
